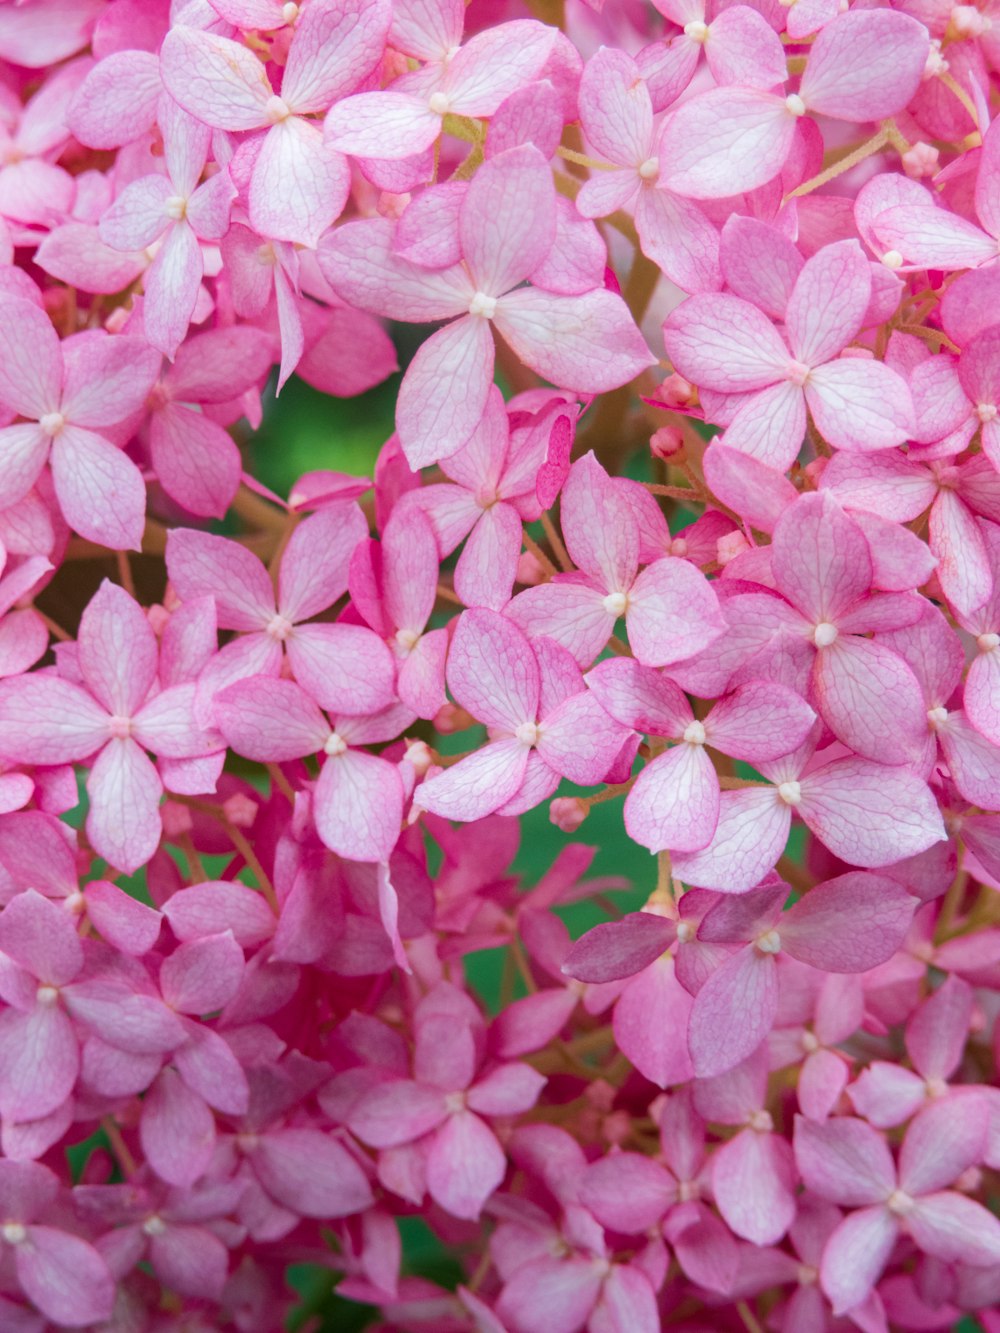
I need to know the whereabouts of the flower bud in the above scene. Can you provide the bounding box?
[432,703,473,733]
[656,372,696,408]
[550,796,588,832]
[403,739,433,776]
[650,425,684,460]
[516,550,547,586]
[902,141,939,178]
[223,792,258,829]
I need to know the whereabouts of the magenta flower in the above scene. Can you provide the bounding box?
[794,1102,1000,1313]
[587,659,815,852]
[160,0,391,247]
[347,983,545,1220]
[0,295,159,550]
[166,508,395,719]
[0,581,218,872]
[416,608,632,823]
[664,241,915,469]
[507,452,724,667]
[0,1159,114,1326]
[319,146,654,467]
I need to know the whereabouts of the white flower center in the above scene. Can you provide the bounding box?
[670,537,688,556]
[266,613,294,642]
[638,156,660,181]
[324,733,348,757]
[777,780,802,807]
[977,402,998,424]
[882,249,904,270]
[927,705,949,730]
[468,291,497,319]
[143,1215,167,1236]
[977,632,999,652]
[602,591,629,617]
[444,1090,466,1113]
[40,411,65,437]
[785,93,807,117]
[813,622,838,648]
[887,1188,914,1216]
[265,95,291,124]
[683,19,710,41]
[282,1,299,20]
[682,720,706,746]
[108,715,132,739]
[515,721,540,748]
[801,1030,819,1053]
[785,358,811,387]
[675,920,696,944]
[429,92,451,116]
[1,1223,26,1245]
[395,627,419,653]
[164,194,187,222]
[748,1109,773,1133]
[756,929,781,955]
[36,984,59,1005]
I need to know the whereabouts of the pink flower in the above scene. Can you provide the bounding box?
[507,453,724,667]
[0,296,159,549]
[664,241,915,470]
[318,146,654,467]
[160,0,391,247]
[0,581,218,872]
[416,608,632,823]
[794,1101,1000,1312]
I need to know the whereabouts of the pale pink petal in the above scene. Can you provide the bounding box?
[253,1125,372,1217]
[718,381,807,473]
[672,788,791,892]
[627,556,725,667]
[580,1153,674,1233]
[848,1063,928,1128]
[771,491,871,623]
[663,292,788,393]
[786,240,870,366]
[161,881,276,949]
[562,912,675,984]
[68,49,161,149]
[280,503,367,623]
[398,628,448,719]
[659,88,793,199]
[613,956,694,1088]
[251,117,350,248]
[506,579,611,667]
[98,174,171,251]
[444,20,557,117]
[214,676,329,760]
[493,287,655,394]
[712,1129,795,1245]
[396,316,495,469]
[77,578,157,717]
[460,144,556,296]
[719,215,802,321]
[813,635,926,766]
[0,890,81,987]
[798,1048,849,1123]
[467,1063,546,1116]
[561,453,638,591]
[931,490,992,617]
[0,675,108,763]
[16,1226,114,1327]
[707,681,815,762]
[907,976,973,1084]
[578,47,653,166]
[625,743,719,853]
[445,607,538,731]
[799,10,930,122]
[454,503,522,610]
[635,186,722,294]
[86,736,162,874]
[781,871,914,972]
[0,296,61,419]
[535,692,631,786]
[159,27,271,131]
[83,880,161,956]
[317,218,474,322]
[166,528,274,630]
[585,656,691,735]
[143,223,203,358]
[793,1114,896,1205]
[799,756,945,868]
[281,0,390,112]
[820,1206,898,1315]
[0,1004,77,1122]
[497,1257,603,1333]
[899,1096,986,1199]
[160,933,244,1015]
[50,425,145,551]
[704,6,787,87]
[149,1224,228,1301]
[872,203,996,270]
[906,1191,1000,1266]
[324,91,442,160]
[287,625,395,717]
[315,749,403,862]
[150,403,241,519]
[390,0,464,61]
[806,359,915,452]
[689,948,777,1078]
[417,739,529,822]
[0,425,49,511]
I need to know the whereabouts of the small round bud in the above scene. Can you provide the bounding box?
[650,426,684,460]
[223,792,258,829]
[902,141,939,179]
[550,796,588,832]
[656,372,696,408]
[432,702,472,734]
[403,740,433,776]
[516,550,547,586]
[882,249,904,270]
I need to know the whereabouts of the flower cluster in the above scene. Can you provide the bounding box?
[0,0,997,1329]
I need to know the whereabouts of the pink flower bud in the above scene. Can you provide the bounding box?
[223,792,258,829]
[657,373,696,408]
[146,603,170,636]
[160,800,193,838]
[404,739,433,775]
[902,141,939,178]
[550,796,588,832]
[650,426,684,460]
[433,703,473,733]
[516,550,547,586]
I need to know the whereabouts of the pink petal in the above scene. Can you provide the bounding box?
[806,358,915,453]
[719,215,803,321]
[325,90,441,159]
[813,635,926,766]
[848,1063,928,1129]
[704,6,787,87]
[711,1129,795,1245]
[85,737,162,874]
[580,1152,674,1233]
[781,871,914,972]
[625,743,719,854]
[578,47,653,167]
[636,186,722,294]
[535,692,631,786]
[663,292,788,393]
[281,0,390,111]
[872,202,996,270]
[493,286,655,394]
[140,1068,215,1188]
[142,223,203,358]
[251,117,349,248]
[397,316,495,469]
[349,1078,449,1148]
[83,880,161,956]
[561,452,638,591]
[0,295,60,420]
[214,676,329,760]
[0,1003,77,1122]
[689,947,777,1078]
[786,240,870,366]
[444,20,557,118]
[418,739,529,822]
[159,933,244,1015]
[771,491,871,623]
[161,881,276,949]
[906,975,973,1084]
[68,49,161,149]
[820,1206,898,1315]
[467,1063,546,1117]
[906,1191,1000,1266]
[794,1114,896,1205]
[931,489,992,617]
[613,956,694,1088]
[672,788,791,892]
[659,88,793,199]
[78,578,157,717]
[460,144,556,296]
[799,10,930,122]
[99,174,171,251]
[707,681,815,762]
[150,404,241,520]
[159,27,271,131]
[506,579,612,667]
[562,912,675,984]
[49,425,145,551]
[898,1096,987,1197]
[454,502,521,610]
[315,748,403,863]
[16,1226,113,1326]
[798,1048,849,1123]
[585,656,691,735]
[626,556,724,667]
[446,607,538,731]
[253,1125,373,1217]
[0,675,108,763]
[287,624,395,716]
[426,1109,505,1219]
